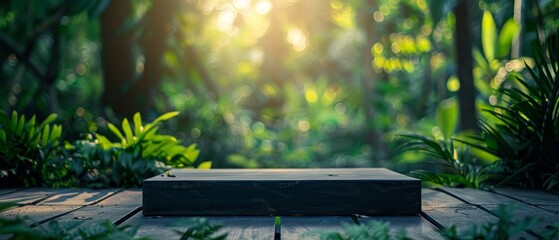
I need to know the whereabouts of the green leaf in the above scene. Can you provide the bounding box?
[96,134,113,149]
[0,130,5,142]
[38,114,57,129]
[497,18,520,58]
[51,125,62,141]
[10,111,17,130]
[118,152,133,169]
[436,97,459,139]
[482,11,497,61]
[197,161,212,169]
[108,123,125,142]
[133,112,142,136]
[41,124,50,147]
[122,118,135,146]
[28,116,37,138]
[151,111,180,125]
[15,114,25,135]
[185,144,200,162]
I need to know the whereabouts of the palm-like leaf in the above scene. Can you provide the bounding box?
[461,31,559,189]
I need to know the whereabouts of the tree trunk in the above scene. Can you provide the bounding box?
[357,0,384,161]
[100,0,137,117]
[453,0,478,131]
[137,1,178,108]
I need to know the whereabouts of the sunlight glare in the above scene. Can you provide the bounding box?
[216,5,237,33]
[255,0,272,15]
[233,0,251,9]
[287,28,308,52]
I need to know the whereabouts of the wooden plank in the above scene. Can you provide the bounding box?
[0,205,79,224]
[421,189,503,232]
[206,217,274,240]
[421,188,466,209]
[121,212,189,239]
[0,188,70,205]
[0,188,22,196]
[544,205,559,213]
[358,215,442,240]
[422,204,497,230]
[484,204,559,236]
[38,188,121,206]
[438,187,516,205]
[438,187,553,237]
[495,188,559,206]
[49,205,141,224]
[95,188,142,206]
[123,212,274,240]
[143,168,421,216]
[280,216,353,239]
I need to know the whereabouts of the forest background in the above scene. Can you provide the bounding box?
[1,0,558,186]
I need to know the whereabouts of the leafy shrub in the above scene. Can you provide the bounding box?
[458,32,559,189]
[396,31,559,190]
[0,110,205,188]
[0,111,71,187]
[395,133,492,189]
[66,112,205,187]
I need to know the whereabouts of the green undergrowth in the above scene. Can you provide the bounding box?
[395,30,559,190]
[0,111,206,188]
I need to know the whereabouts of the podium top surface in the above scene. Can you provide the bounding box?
[144,168,419,182]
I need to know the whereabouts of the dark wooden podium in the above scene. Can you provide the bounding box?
[142,168,420,216]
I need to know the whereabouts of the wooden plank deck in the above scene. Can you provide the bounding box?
[0,187,557,239]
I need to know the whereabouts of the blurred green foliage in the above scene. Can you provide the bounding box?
[397,29,559,190]
[0,111,68,187]
[1,0,559,187]
[0,111,201,187]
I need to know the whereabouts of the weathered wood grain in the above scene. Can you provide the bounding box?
[495,188,559,206]
[484,204,559,236]
[121,212,187,239]
[280,216,353,239]
[0,188,22,196]
[0,205,79,224]
[206,217,274,240]
[143,168,421,216]
[50,205,141,224]
[422,203,497,230]
[437,187,552,238]
[438,187,517,205]
[421,189,499,231]
[421,188,466,209]
[147,168,418,181]
[0,188,70,205]
[358,215,442,240]
[544,205,559,213]
[123,212,274,240]
[96,188,142,206]
[38,188,121,206]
